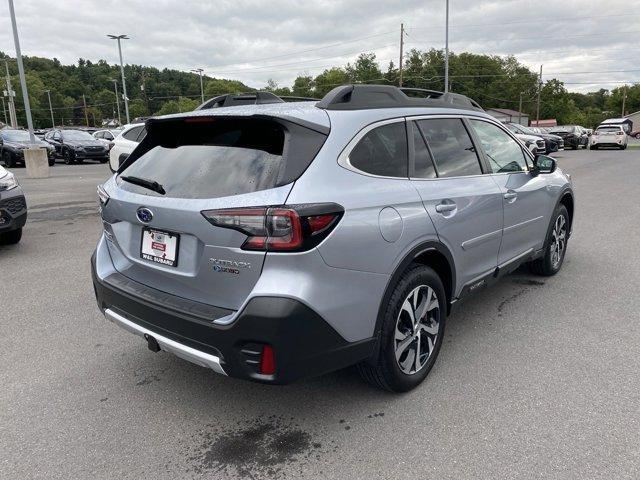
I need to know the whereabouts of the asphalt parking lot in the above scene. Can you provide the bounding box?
[2,147,640,479]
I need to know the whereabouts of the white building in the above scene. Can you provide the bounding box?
[485,108,529,126]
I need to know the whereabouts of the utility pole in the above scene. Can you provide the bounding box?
[108,34,130,124]
[45,89,54,127]
[1,96,7,125]
[398,23,404,87]
[112,79,121,125]
[518,92,523,125]
[621,84,627,117]
[82,94,89,126]
[444,0,450,93]
[191,68,205,103]
[4,59,18,128]
[8,0,36,143]
[536,64,543,124]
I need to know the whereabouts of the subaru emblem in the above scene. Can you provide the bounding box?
[136,207,153,224]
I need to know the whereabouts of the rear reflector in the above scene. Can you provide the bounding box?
[260,345,276,375]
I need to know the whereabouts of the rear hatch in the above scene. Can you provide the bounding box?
[101,113,328,310]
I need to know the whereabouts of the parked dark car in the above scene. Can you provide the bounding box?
[505,123,565,154]
[0,129,56,168]
[548,125,588,150]
[44,129,109,165]
[0,164,26,245]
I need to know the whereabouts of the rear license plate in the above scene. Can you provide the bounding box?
[140,228,180,267]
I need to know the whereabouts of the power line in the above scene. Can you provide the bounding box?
[407,12,640,30]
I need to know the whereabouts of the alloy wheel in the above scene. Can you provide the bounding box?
[550,214,567,269]
[394,285,440,375]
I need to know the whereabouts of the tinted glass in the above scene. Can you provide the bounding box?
[411,123,436,179]
[119,121,286,199]
[123,126,144,141]
[349,122,408,177]
[136,127,147,142]
[470,120,528,173]
[417,119,481,177]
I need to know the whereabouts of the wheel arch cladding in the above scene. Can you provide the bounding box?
[366,241,455,366]
[560,191,574,232]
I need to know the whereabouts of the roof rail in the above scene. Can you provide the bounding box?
[195,91,284,110]
[316,84,483,111]
[279,95,320,102]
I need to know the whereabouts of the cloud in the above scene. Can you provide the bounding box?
[1,0,638,93]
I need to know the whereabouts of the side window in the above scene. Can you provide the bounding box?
[410,122,436,179]
[348,122,408,177]
[469,120,528,173]
[105,132,114,140]
[95,132,103,139]
[417,118,482,177]
[53,132,61,141]
[123,126,143,142]
[136,127,147,143]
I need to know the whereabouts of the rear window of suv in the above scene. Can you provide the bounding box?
[118,117,326,199]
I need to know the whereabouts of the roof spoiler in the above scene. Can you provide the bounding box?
[315,84,483,111]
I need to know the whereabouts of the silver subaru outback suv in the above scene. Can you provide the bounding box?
[92,85,574,392]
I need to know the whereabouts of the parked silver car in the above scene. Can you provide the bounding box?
[92,85,574,392]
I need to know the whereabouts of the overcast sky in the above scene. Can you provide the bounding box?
[1,0,638,94]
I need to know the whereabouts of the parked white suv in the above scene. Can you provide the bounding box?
[108,124,146,172]
[589,125,628,150]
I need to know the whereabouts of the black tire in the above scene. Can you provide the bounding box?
[64,149,75,165]
[0,227,22,245]
[571,143,577,150]
[48,156,55,166]
[529,205,569,276]
[620,145,627,150]
[357,264,446,392]
[99,158,108,164]
[3,151,15,168]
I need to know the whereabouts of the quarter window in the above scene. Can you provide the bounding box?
[123,126,144,142]
[416,119,482,177]
[349,122,408,178]
[470,120,528,173]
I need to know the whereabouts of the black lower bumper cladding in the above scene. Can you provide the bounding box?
[91,254,374,384]
[0,195,27,232]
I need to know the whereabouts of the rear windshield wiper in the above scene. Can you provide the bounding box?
[120,175,166,195]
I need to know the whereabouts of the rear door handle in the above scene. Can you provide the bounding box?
[503,190,518,202]
[435,202,457,213]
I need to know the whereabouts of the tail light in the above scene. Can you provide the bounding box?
[259,345,276,375]
[201,203,343,252]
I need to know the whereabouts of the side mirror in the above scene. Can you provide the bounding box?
[532,155,556,175]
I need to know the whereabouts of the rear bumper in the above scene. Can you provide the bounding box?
[91,252,375,384]
[0,190,27,233]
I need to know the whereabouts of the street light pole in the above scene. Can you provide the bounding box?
[112,79,121,125]
[108,34,130,124]
[8,0,35,143]
[191,68,205,104]
[45,89,54,127]
[4,59,18,128]
[444,0,450,93]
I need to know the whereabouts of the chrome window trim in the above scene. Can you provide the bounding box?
[337,112,536,181]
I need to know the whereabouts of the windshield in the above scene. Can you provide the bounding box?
[62,130,94,141]
[596,126,621,133]
[1,130,31,142]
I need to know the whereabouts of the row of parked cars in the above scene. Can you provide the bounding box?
[0,123,146,170]
[504,121,632,153]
